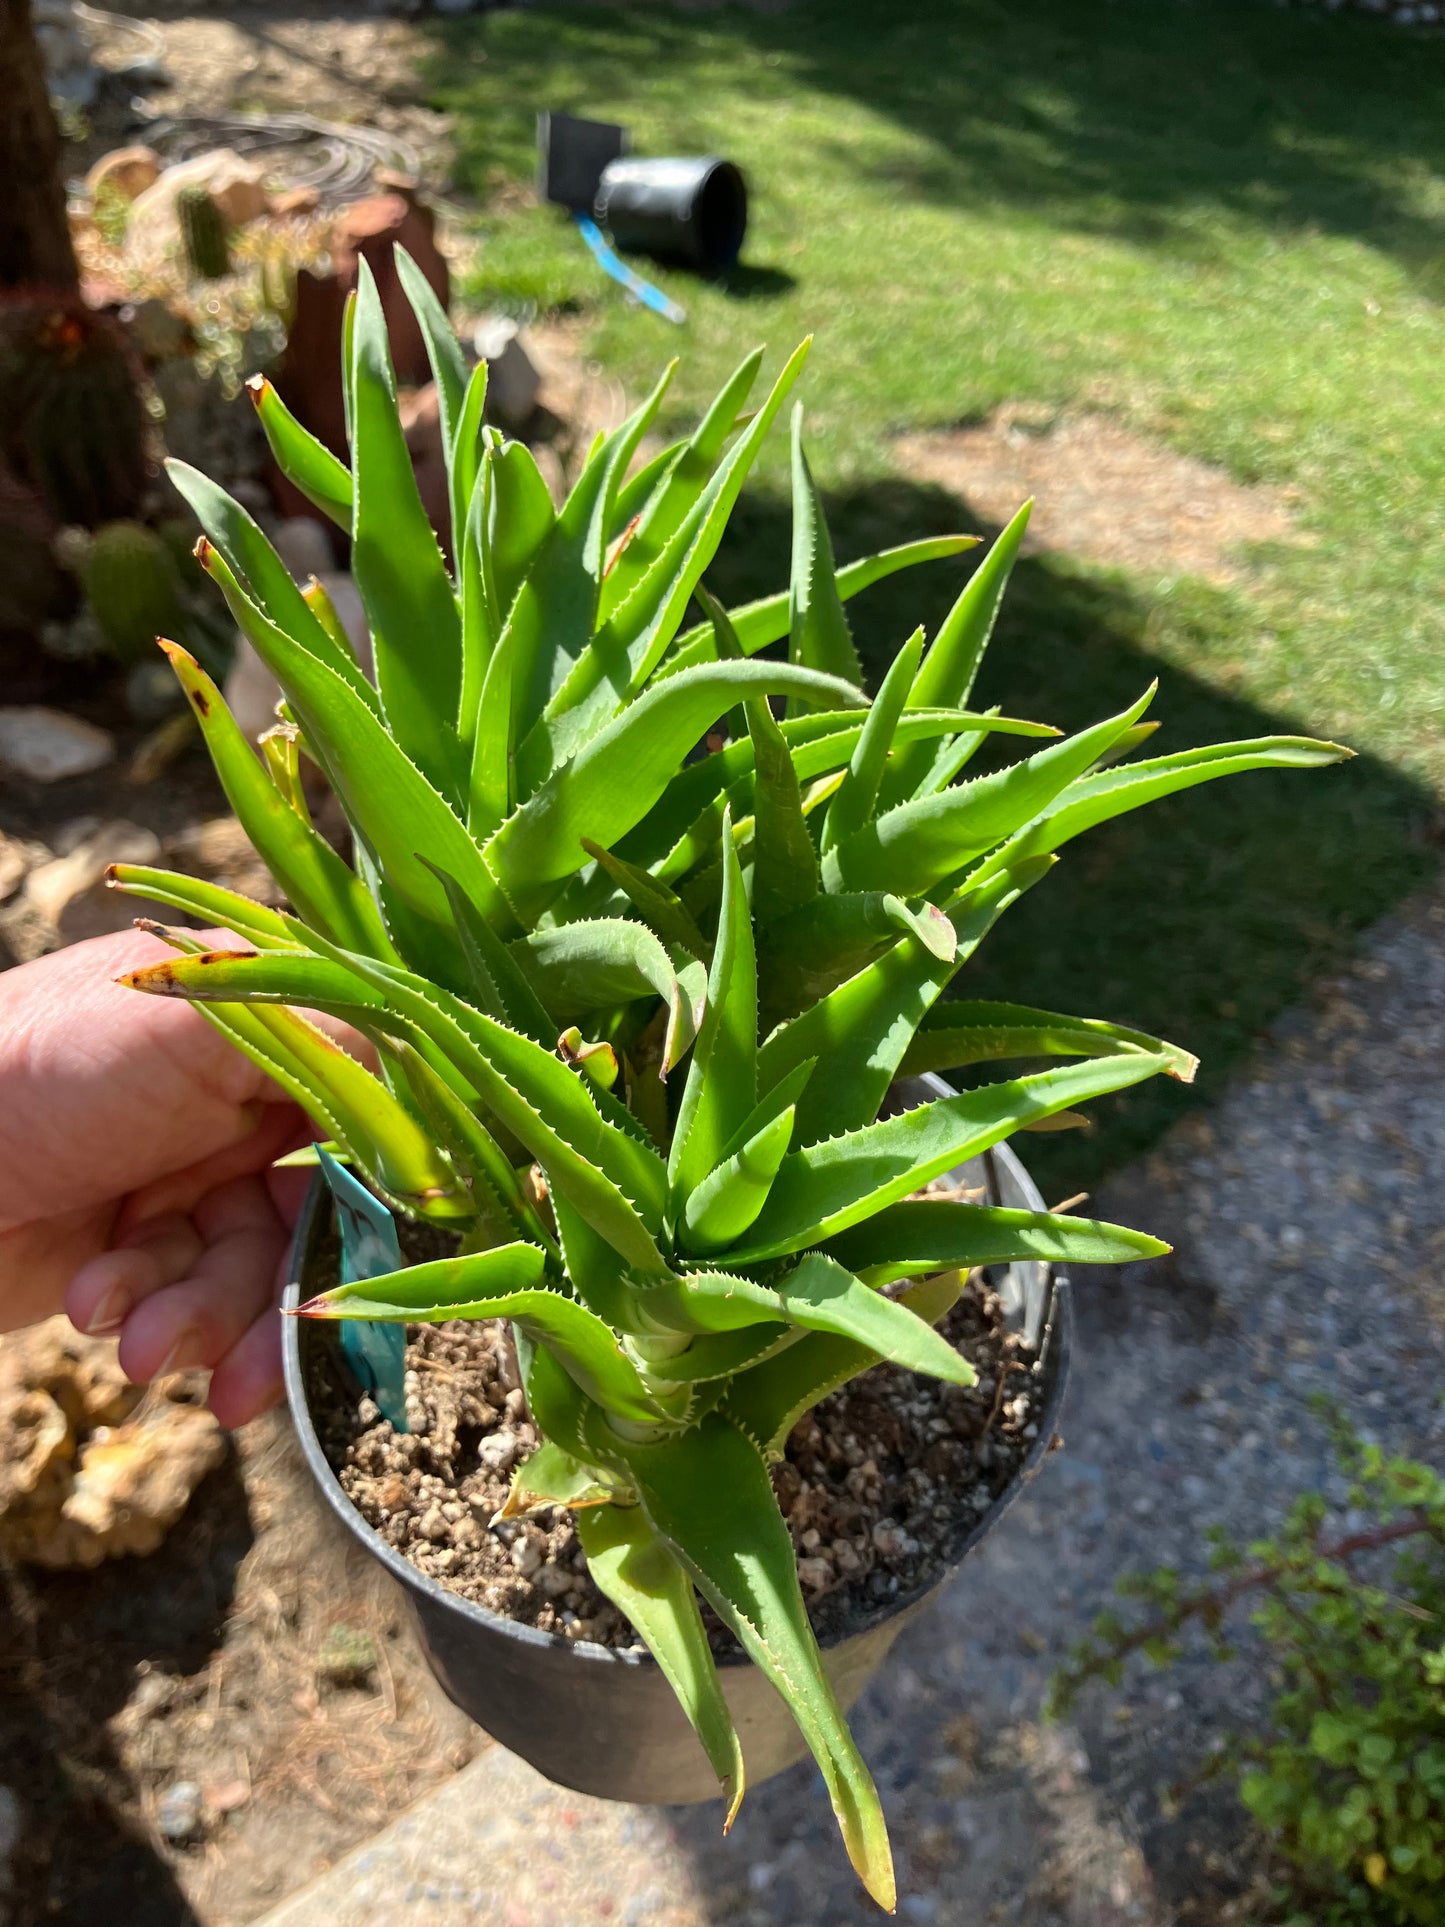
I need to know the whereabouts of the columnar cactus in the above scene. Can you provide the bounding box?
[177,183,230,281]
[113,253,1348,1906]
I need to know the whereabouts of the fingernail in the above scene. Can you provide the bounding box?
[155,1330,204,1376]
[85,1285,130,1337]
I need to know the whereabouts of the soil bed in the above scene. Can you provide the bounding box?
[310,1225,1042,1654]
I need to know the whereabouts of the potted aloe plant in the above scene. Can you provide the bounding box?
[111,256,1348,1909]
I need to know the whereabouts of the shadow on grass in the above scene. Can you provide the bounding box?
[431,0,1445,301]
[705,476,1437,1191]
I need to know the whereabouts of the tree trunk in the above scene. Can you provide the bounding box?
[0,0,79,291]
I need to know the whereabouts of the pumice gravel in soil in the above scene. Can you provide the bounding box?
[317,1276,1040,1654]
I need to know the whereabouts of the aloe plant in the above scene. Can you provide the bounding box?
[113,254,1349,1908]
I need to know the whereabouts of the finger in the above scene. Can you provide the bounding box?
[114,1103,309,1239]
[65,1211,205,1338]
[206,1290,287,1430]
[116,1178,290,1383]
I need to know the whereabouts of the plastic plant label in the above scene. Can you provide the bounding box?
[316,1145,408,1431]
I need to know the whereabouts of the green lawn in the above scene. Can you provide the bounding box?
[426,0,1444,1184]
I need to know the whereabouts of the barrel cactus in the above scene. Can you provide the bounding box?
[82,519,186,662]
[112,252,1349,1905]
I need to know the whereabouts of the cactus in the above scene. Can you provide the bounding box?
[81,520,185,662]
[0,299,147,526]
[112,254,1352,1907]
[177,185,230,281]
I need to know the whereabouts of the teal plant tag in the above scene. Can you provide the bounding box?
[316,1146,408,1431]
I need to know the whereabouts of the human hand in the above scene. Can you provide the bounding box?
[0,929,316,1426]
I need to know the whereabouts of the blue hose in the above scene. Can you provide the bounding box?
[574,214,687,326]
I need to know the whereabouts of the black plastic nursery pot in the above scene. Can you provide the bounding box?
[282,1077,1072,1807]
[593,157,748,273]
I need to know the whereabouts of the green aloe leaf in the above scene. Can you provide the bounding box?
[609,1417,896,1911]
[486,660,865,920]
[155,642,392,956]
[820,1199,1170,1284]
[578,839,711,960]
[729,1049,1177,1262]
[662,534,979,679]
[787,404,862,690]
[393,245,467,467]
[758,859,1052,1146]
[608,439,683,541]
[824,684,1156,899]
[756,887,961,1025]
[458,460,500,760]
[879,498,1032,809]
[599,348,761,621]
[822,628,923,854]
[534,342,813,776]
[651,1253,977,1390]
[968,736,1355,886]
[576,1503,746,1828]
[349,257,466,801]
[724,1272,962,1460]
[300,1249,672,1424]
[420,859,555,1047]
[192,550,512,943]
[512,919,702,1071]
[669,809,756,1203]
[167,460,365,695]
[450,362,491,585]
[900,1000,1198,1083]
[245,375,352,528]
[487,434,556,622]
[499,1441,628,1519]
[628,1324,796,1386]
[679,1105,795,1256]
[695,583,821,926]
[621,706,1046,880]
[131,925,465,1219]
[510,365,675,765]
[387,1041,554,1255]
[121,943,670,1275]
[108,863,303,950]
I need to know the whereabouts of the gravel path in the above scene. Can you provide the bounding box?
[259,874,1445,1927]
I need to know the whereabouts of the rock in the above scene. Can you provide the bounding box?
[163,814,279,902]
[157,1780,204,1845]
[0,832,47,904]
[125,151,270,269]
[20,818,161,946]
[0,707,114,782]
[202,1780,250,1815]
[0,1317,224,1570]
[269,193,449,523]
[85,145,162,204]
[473,317,541,432]
[477,1431,519,1473]
[111,56,173,92]
[271,516,335,579]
